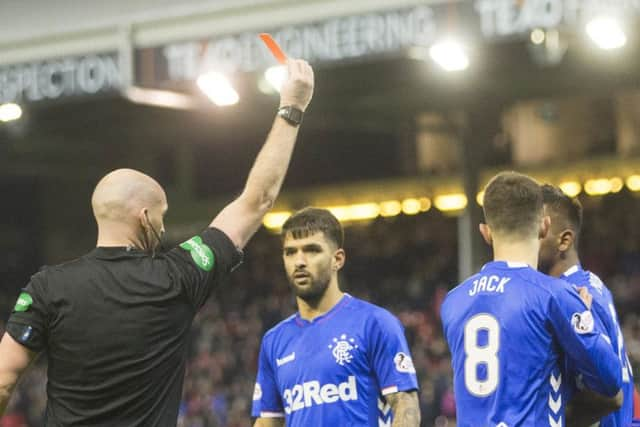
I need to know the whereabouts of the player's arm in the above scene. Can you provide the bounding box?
[0,332,37,415]
[385,391,421,427]
[253,418,285,427]
[548,285,622,398]
[211,59,314,249]
[565,388,623,427]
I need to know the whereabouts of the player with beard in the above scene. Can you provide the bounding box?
[251,207,420,427]
[539,184,632,426]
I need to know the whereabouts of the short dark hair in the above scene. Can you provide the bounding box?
[541,183,583,237]
[281,207,344,248]
[482,171,543,238]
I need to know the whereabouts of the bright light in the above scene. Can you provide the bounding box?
[610,177,624,193]
[0,103,22,122]
[327,203,380,222]
[476,191,484,206]
[264,66,287,93]
[379,200,402,217]
[196,71,239,106]
[530,28,546,45]
[434,194,468,212]
[429,40,469,72]
[559,181,582,197]
[125,87,198,110]
[263,211,291,230]
[584,178,612,196]
[347,203,380,221]
[419,197,431,212]
[626,175,640,191]
[586,17,626,50]
[401,198,422,215]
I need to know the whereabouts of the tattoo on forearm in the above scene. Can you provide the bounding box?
[386,391,421,427]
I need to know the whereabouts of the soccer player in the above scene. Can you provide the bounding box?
[539,184,632,426]
[251,208,420,427]
[441,171,622,426]
[0,59,314,425]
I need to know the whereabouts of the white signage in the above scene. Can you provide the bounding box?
[163,5,437,80]
[475,0,640,37]
[0,53,121,104]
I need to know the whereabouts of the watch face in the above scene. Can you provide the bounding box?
[279,107,303,125]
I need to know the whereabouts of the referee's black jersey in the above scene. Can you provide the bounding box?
[6,227,242,426]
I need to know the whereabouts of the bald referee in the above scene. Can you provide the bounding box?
[0,58,314,426]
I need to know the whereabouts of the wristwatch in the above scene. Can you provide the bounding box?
[277,106,304,126]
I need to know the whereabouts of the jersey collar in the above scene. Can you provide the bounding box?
[561,264,582,278]
[482,260,531,270]
[295,293,352,327]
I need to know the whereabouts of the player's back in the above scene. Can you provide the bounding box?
[442,261,595,426]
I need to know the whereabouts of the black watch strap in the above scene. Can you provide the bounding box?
[277,106,304,126]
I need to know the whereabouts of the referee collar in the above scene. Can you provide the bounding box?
[88,246,148,260]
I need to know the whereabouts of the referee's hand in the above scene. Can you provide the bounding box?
[279,59,314,112]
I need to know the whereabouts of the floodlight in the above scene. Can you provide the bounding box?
[429,40,469,71]
[196,72,239,106]
[0,103,22,122]
[586,17,626,50]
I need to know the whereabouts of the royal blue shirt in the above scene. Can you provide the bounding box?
[441,261,622,427]
[251,294,419,426]
[561,265,634,427]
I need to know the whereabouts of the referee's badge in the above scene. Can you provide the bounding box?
[180,236,215,272]
[13,292,33,312]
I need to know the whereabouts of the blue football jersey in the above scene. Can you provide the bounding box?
[441,261,622,427]
[561,265,634,427]
[251,294,419,426]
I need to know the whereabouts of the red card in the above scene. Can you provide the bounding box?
[259,33,287,64]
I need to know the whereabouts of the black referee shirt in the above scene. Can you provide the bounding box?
[6,227,242,426]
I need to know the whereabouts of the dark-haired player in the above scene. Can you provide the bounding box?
[441,171,622,426]
[251,207,420,427]
[539,183,632,426]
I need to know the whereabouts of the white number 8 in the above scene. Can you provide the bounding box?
[464,313,500,396]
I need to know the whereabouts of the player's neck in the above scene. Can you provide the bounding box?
[492,238,539,269]
[297,280,344,321]
[549,252,580,278]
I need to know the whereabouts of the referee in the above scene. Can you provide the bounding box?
[0,59,314,426]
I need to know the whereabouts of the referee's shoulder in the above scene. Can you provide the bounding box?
[30,255,88,282]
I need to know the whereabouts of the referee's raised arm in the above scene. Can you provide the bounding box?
[211,59,314,249]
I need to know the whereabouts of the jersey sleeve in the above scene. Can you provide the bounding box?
[368,311,419,396]
[5,272,50,352]
[251,337,284,418]
[164,227,243,310]
[548,282,622,397]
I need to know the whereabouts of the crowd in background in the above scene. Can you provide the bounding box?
[2,190,640,427]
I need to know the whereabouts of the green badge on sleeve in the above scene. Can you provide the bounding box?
[14,292,33,312]
[180,236,215,272]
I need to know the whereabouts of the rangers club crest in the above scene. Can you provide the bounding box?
[328,334,359,365]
